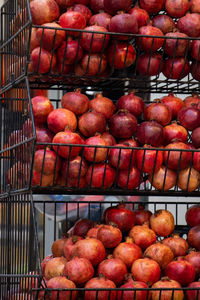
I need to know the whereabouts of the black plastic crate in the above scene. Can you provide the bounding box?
[1,0,200,94]
[0,193,42,300]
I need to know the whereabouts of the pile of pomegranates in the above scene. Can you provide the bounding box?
[21,204,200,299]
[25,0,200,82]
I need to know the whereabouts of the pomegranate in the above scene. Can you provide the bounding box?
[139,0,164,14]
[30,0,60,25]
[34,149,61,175]
[61,156,88,179]
[162,57,190,79]
[73,237,106,266]
[103,0,132,15]
[52,130,83,159]
[59,11,86,37]
[129,223,157,251]
[134,205,152,225]
[190,40,200,61]
[163,122,188,144]
[35,126,54,150]
[61,89,89,115]
[97,257,127,285]
[63,257,94,285]
[84,135,108,163]
[101,132,116,146]
[144,242,174,269]
[41,254,53,275]
[63,235,83,260]
[97,224,122,248]
[75,0,89,4]
[31,47,57,73]
[89,93,115,119]
[185,250,200,276]
[44,256,67,280]
[152,15,175,34]
[144,101,172,126]
[108,42,136,69]
[47,108,77,133]
[165,257,196,286]
[89,12,111,29]
[193,149,200,172]
[136,145,163,175]
[52,237,67,257]
[109,13,138,39]
[103,203,135,232]
[177,13,200,37]
[137,53,163,76]
[150,209,175,237]
[137,24,164,52]
[129,6,150,28]
[186,205,200,227]
[116,91,144,118]
[46,276,77,300]
[164,31,190,57]
[62,176,87,188]
[55,0,75,8]
[149,165,177,191]
[68,4,92,23]
[151,277,184,300]
[117,166,141,189]
[117,277,150,300]
[191,61,200,81]
[131,257,161,286]
[161,93,184,119]
[109,110,137,139]
[31,96,53,124]
[184,94,200,107]
[86,163,116,188]
[84,275,116,300]
[162,234,189,257]
[31,170,58,187]
[178,107,200,131]
[178,167,200,192]
[86,224,102,238]
[165,0,190,18]
[81,25,109,53]
[57,39,84,65]
[120,137,139,148]
[78,110,106,137]
[186,282,200,300]
[188,225,200,250]
[73,218,93,237]
[81,53,107,75]
[190,0,200,13]
[109,143,136,170]
[136,121,164,147]
[192,127,200,148]
[89,0,104,12]
[163,142,192,170]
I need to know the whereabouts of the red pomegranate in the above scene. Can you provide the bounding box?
[185,250,200,276]
[73,218,93,237]
[129,223,157,250]
[61,156,88,179]
[84,134,108,163]
[30,0,60,25]
[178,167,200,192]
[190,40,200,61]
[89,93,115,119]
[178,107,200,131]
[84,275,116,300]
[136,145,163,175]
[81,53,107,75]
[150,209,175,237]
[89,12,111,29]
[193,149,200,172]
[101,132,116,146]
[97,224,122,248]
[86,224,102,239]
[190,0,200,13]
[89,0,104,12]
[61,89,89,115]
[103,0,132,15]
[35,126,54,150]
[149,165,177,191]
[44,256,67,280]
[151,277,184,300]
[47,108,77,133]
[162,57,190,79]
[186,205,200,227]
[117,276,150,300]
[116,91,144,118]
[68,4,92,23]
[31,47,57,74]
[184,94,200,107]
[31,170,58,187]
[165,0,190,18]
[192,127,200,148]
[134,205,152,225]
[137,53,163,76]
[129,6,150,28]
[55,0,75,8]
[109,13,138,39]
[177,13,200,37]
[144,101,172,126]
[41,254,53,276]
[78,110,106,137]
[57,39,83,65]
[63,235,83,260]
[191,61,200,81]
[34,149,61,175]
[164,31,190,57]
[108,42,136,69]
[59,11,86,37]
[144,243,174,269]
[109,143,136,170]
[46,276,77,300]
[109,110,137,139]
[51,237,67,257]
[136,121,164,147]
[81,25,110,53]
[188,225,200,251]
[31,96,53,124]
[137,24,164,52]
[163,122,188,144]
[139,0,165,14]
[186,282,200,300]
[117,166,141,189]
[86,163,116,188]
[163,142,192,170]
[152,15,175,34]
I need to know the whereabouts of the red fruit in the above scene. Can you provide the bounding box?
[109,110,137,139]
[44,256,67,280]
[137,25,164,52]
[86,224,102,239]
[81,53,107,75]
[101,132,116,146]
[150,209,175,237]
[152,15,175,34]
[144,101,172,126]
[86,163,116,188]
[84,135,108,163]
[139,0,164,14]
[89,0,104,12]
[136,145,163,175]
[186,205,200,227]
[134,205,152,225]
[52,130,83,159]
[188,225,200,250]
[108,42,136,69]
[57,40,84,66]
[85,275,117,300]
[75,0,89,4]
[164,31,190,57]
[89,93,115,119]
[103,0,132,15]
[81,25,109,53]
[116,91,144,118]
[161,93,184,119]
[186,282,200,300]
[131,258,161,286]
[136,121,164,147]
[62,176,87,188]
[63,236,83,260]
[78,110,106,137]
[64,257,94,285]
[52,237,67,257]
[31,170,58,187]
[191,61,200,81]
[31,96,53,125]
[184,94,200,107]
[165,0,190,18]
[68,4,92,23]
[117,277,150,300]
[59,11,86,37]
[185,250,200,276]
[162,57,190,79]
[36,23,65,51]
[129,6,150,28]
[62,156,88,179]
[55,0,75,8]
[34,149,61,175]
[191,40,200,61]
[129,223,157,250]
[163,234,188,258]
[177,13,200,37]
[178,167,200,192]
[35,126,54,150]
[31,47,57,73]
[190,0,200,13]
[103,203,136,232]
[73,238,106,266]
[178,107,200,131]
[46,276,77,300]
[97,257,127,285]
[163,142,192,170]
[47,108,77,133]
[163,122,188,144]
[192,127,200,148]
[97,224,122,248]
[109,143,136,170]
[109,13,138,39]
[61,89,89,116]
[41,254,53,276]
[89,12,111,29]
[113,237,142,268]
[73,218,93,237]
[149,165,177,191]
[193,149,200,172]
[117,166,141,189]
[137,53,163,76]
[30,0,60,25]
[165,257,196,286]
[151,277,184,300]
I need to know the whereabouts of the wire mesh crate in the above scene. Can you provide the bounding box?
[0,192,42,300]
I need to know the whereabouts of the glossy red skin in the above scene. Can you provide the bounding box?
[78,110,107,137]
[109,110,137,139]
[193,149,200,172]
[137,25,164,52]
[35,126,54,150]
[162,235,189,257]
[120,137,139,148]
[164,141,192,170]
[185,251,200,276]
[191,61,200,81]
[84,135,108,163]
[44,257,68,280]
[97,225,122,248]
[131,258,161,286]
[101,132,116,146]
[164,32,189,57]
[59,11,86,37]
[151,279,184,300]
[57,40,84,65]
[152,15,175,34]
[117,279,150,300]
[85,276,117,300]
[63,236,83,260]
[129,224,157,250]
[165,0,190,18]
[150,209,175,237]
[103,204,136,232]
[86,163,116,188]
[89,12,111,29]
[162,57,190,79]
[31,47,57,73]
[41,254,53,276]
[165,259,196,286]
[136,121,164,147]
[62,156,88,179]
[73,218,93,237]
[137,53,163,76]
[47,108,77,133]
[134,208,152,225]
[68,4,92,23]
[109,143,136,170]
[192,128,200,148]
[113,242,142,268]
[149,165,177,191]
[104,0,132,14]
[31,96,53,124]
[109,13,138,39]
[186,205,200,227]
[190,0,200,13]
[89,0,104,12]
[81,25,109,53]
[184,94,200,107]
[178,107,200,130]
[188,225,200,250]
[144,102,172,126]
[97,258,127,285]
[140,0,165,13]
[87,225,102,238]
[61,90,88,115]
[163,123,188,145]
[136,145,163,174]
[117,166,141,189]
[117,92,144,118]
[177,13,200,37]
[161,94,184,119]
[129,7,150,28]
[30,0,60,25]
[186,282,200,300]
[191,40,200,61]
[108,42,136,69]
[46,276,77,300]
[81,53,107,75]
[89,94,116,119]
[34,149,61,175]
